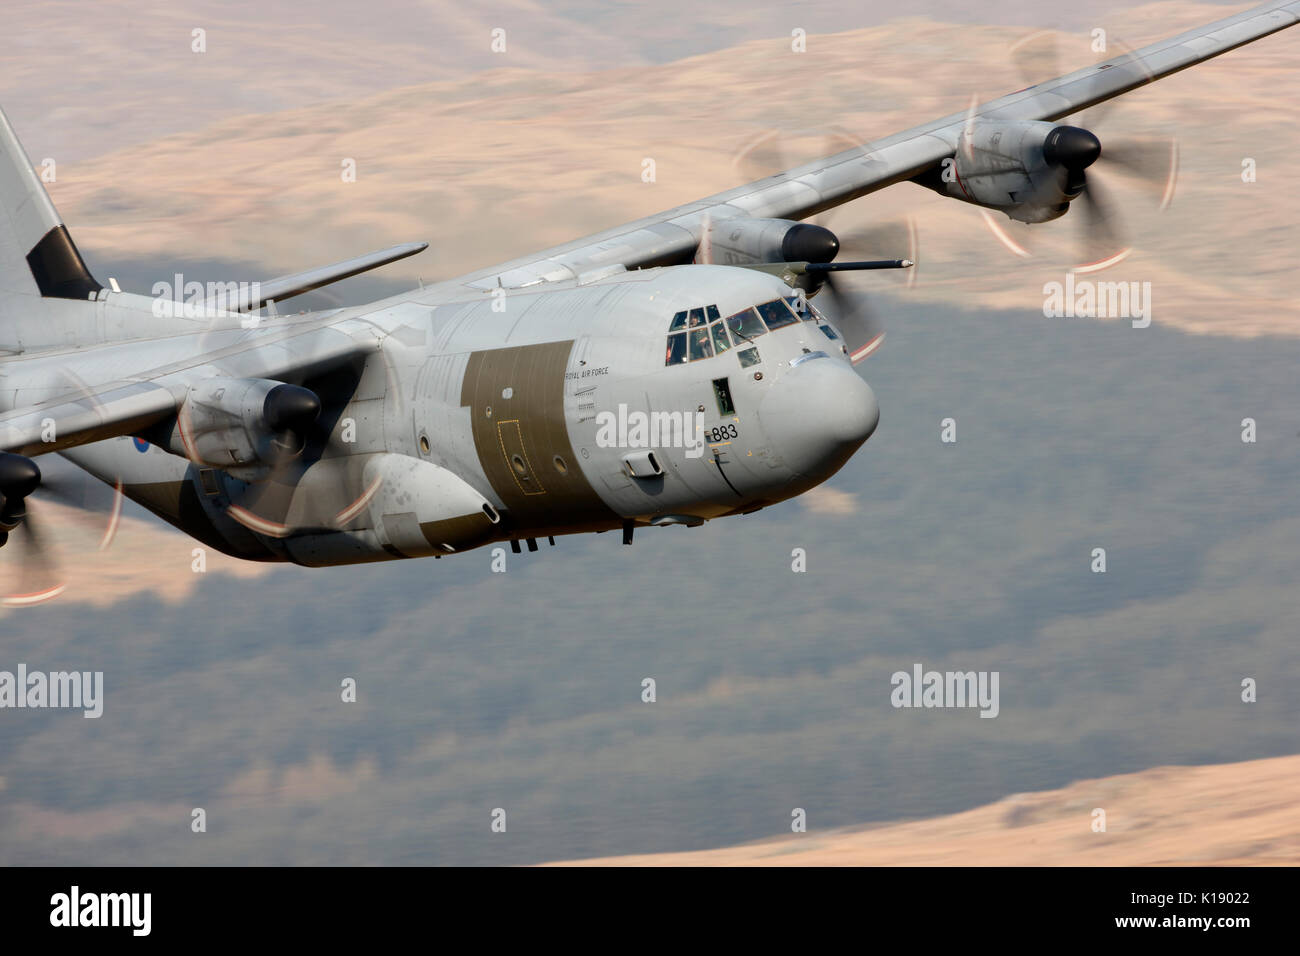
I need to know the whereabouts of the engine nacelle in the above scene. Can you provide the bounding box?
[277,453,502,565]
[697,217,839,266]
[915,120,1086,223]
[167,377,320,482]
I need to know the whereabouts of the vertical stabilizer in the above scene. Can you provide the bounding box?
[0,107,101,306]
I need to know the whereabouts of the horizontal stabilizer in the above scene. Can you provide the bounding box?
[205,242,428,313]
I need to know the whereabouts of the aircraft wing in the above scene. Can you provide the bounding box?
[0,380,177,458]
[0,318,370,458]
[449,0,1298,293]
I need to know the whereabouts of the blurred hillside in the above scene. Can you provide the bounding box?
[550,755,1300,865]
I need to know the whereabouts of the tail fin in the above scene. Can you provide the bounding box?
[0,107,101,303]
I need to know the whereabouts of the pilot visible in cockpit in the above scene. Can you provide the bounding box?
[689,327,712,360]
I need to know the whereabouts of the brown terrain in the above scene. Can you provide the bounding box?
[23,2,1298,341]
[547,754,1300,865]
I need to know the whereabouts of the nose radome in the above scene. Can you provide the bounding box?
[758,357,879,479]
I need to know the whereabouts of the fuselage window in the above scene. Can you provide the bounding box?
[669,310,688,332]
[709,320,731,354]
[665,332,688,365]
[726,307,767,342]
[756,299,799,330]
[712,377,736,416]
[736,346,762,368]
[818,324,840,341]
[688,326,714,361]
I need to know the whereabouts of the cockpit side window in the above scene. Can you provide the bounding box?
[726,307,767,342]
[665,332,688,365]
[709,320,731,354]
[756,299,798,330]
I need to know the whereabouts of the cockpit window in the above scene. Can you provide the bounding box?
[665,332,688,365]
[688,326,714,361]
[756,299,799,330]
[785,294,814,321]
[709,320,731,354]
[726,307,766,342]
[666,301,797,366]
[666,308,733,365]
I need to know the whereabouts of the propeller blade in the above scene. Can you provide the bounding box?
[733,126,866,186]
[960,93,980,165]
[979,209,1034,259]
[2,503,67,607]
[819,272,886,364]
[1098,136,1179,210]
[733,129,789,182]
[36,472,115,512]
[835,217,920,286]
[1073,172,1132,273]
[696,210,714,264]
[1100,138,1165,178]
[1009,30,1061,87]
[30,465,125,552]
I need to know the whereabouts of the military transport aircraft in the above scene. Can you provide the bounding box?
[1,1,1296,603]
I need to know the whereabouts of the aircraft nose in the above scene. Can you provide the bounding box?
[757,356,879,479]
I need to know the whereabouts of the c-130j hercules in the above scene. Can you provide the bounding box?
[0,1,1296,603]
